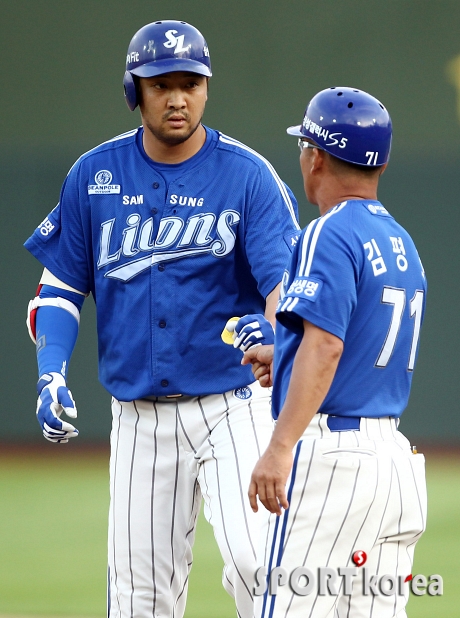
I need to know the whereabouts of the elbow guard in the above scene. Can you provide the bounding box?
[26,284,83,343]
[27,284,85,378]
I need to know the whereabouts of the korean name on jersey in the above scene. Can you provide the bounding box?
[273,200,427,420]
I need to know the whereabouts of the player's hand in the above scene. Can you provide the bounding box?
[36,372,79,443]
[233,314,274,352]
[242,344,275,387]
[248,445,293,515]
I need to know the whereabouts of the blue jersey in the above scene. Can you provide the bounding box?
[273,199,427,420]
[25,127,299,400]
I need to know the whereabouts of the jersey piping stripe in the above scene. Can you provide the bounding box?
[218,134,300,229]
[286,460,339,617]
[68,129,139,175]
[263,439,303,618]
[298,218,318,277]
[283,439,320,553]
[260,516,281,618]
[300,201,348,277]
[279,296,299,313]
[103,128,139,144]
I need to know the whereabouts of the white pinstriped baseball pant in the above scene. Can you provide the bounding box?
[107,381,274,618]
[255,415,427,618]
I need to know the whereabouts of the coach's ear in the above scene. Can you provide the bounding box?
[310,146,326,175]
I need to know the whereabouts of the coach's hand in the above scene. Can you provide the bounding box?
[36,372,79,443]
[233,314,274,352]
[241,344,274,388]
[249,444,293,515]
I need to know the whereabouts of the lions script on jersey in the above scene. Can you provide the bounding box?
[25,19,303,618]
[25,127,299,400]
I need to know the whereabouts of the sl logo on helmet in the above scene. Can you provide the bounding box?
[163,30,191,54]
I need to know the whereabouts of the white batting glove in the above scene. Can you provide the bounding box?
[232,314,275,352]
[36,372,79,443]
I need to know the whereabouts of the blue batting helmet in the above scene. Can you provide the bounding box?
[123,20,212,111]
[287,87,392,167]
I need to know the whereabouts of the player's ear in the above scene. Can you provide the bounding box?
[136,76,145,109]
[378,163,388,176]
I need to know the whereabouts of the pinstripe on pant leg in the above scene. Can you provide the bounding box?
[257,434,391,618]
[335,443,426,618]
[256,418,426,618]
[179,382,274,618]
[108,399,201,618]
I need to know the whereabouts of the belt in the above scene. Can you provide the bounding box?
[326,415,361,432]
[142,394,184,401]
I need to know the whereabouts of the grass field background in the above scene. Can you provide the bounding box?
[0,446,458,618]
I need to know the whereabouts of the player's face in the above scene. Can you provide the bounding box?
[138,72,208,146]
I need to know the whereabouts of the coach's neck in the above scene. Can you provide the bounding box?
[301,147,387,216]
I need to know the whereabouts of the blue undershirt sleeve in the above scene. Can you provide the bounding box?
[35,285,85,378]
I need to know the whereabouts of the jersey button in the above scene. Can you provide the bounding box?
[159,320,166,328]
[152,182,160,189]
[151,207,158,214]
[161,379,169,387]
[158,263,165,271]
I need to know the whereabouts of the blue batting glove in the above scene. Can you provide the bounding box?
[233,314,275,352]
[36,372,79,443]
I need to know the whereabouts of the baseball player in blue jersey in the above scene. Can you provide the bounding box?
[24,20,300,618]
[242,88,427,617]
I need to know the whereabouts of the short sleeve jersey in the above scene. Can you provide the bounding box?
[25,127,300,400]
[273,200,427,420]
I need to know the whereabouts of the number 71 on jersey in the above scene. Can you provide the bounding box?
[376,286,424,371]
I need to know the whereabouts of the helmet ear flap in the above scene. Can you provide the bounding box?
[123,71,138,111]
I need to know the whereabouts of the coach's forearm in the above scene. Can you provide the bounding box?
[264,283,281,326]
[270,320,343,451]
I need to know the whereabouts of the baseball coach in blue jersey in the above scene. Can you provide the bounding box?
[24,20,300,618]
[242,88,427,618]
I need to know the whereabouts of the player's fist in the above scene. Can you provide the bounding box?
[36,372,79,444]
[233,314,275,352]
[241,344,275,388]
